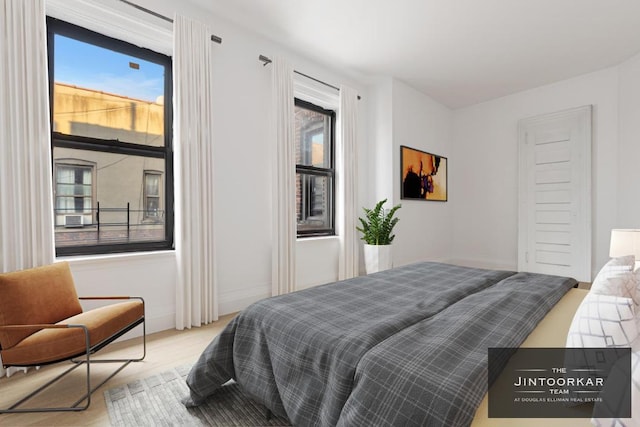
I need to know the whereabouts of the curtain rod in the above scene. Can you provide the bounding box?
[118,0,223,44]
[259,55,361,100]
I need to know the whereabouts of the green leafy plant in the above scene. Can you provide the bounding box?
[356,199,401,245]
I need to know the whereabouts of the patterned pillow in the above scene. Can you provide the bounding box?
[566,294,638,410]
[591,271,640,306]
[566,294,637,348]
[591,256,636,291]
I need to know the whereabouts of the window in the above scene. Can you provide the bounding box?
[47,18,173,255]
[54,162,94,228]
[143,171,162,221]
[294,98,335,237]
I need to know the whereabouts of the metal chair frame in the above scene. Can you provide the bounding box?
[0,297,145,414]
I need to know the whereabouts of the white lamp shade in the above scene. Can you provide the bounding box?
[609,229,640,258]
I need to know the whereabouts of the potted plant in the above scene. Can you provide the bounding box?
[356,199,401,274]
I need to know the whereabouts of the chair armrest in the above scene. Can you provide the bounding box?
[77,297,145,315]
[0,324,86,330]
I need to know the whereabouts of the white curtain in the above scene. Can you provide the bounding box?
[337,85,360,280]
[271,56,296,296]
[0,0,55,272]
[174,14,217,329]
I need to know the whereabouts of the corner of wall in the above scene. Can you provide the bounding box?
[366,76,395,206]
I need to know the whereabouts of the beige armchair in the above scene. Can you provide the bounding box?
[0,261,145,413]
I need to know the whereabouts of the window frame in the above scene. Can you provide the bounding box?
[294,98,336,238]
[47,17,174,256]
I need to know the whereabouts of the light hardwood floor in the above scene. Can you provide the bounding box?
[0,314,234,427]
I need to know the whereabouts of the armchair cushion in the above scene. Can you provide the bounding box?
[0,262,82,350]
[1,300,143,366]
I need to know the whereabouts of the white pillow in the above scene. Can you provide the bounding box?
[591,256,636,291]
[591,270,640,306]
[566,293,637,348]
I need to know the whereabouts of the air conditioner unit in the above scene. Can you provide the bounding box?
[64,215,83,228]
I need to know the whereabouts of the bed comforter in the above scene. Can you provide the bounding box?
[185,262,576,426]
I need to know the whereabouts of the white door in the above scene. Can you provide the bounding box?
[518,106,592,282]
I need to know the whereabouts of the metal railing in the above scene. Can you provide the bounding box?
[54,202,164,241]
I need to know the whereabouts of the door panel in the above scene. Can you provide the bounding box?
[518,106,592,282]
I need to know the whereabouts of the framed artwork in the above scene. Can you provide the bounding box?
[400,145,447,201]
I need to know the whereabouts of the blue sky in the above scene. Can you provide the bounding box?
[54,34,164,103]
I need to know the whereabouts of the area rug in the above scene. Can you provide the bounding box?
[104,364,291,426]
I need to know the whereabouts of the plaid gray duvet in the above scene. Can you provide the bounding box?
[185,262,575,426]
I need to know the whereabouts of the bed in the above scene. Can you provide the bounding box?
[184,261,579,426]
[471,287,592,426]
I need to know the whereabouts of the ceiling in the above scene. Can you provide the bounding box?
[193,0,640,108]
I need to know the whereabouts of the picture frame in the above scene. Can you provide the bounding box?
[400,145,447,202]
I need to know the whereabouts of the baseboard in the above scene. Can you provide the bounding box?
[110,311,175,342]
[146,312,176,334]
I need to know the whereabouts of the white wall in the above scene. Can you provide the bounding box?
[451,67,620,276]
[363,77,454,268]
[617,52,640,228]
[68,251,176,332]
[296,238,340,290]
[60,0,369,333]
[390,80,454,266]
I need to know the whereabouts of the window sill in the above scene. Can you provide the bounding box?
[56,249,175,266]
[296,235,339,243]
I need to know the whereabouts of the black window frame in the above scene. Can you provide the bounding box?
[47,17,174,256]
[294,98,336,238]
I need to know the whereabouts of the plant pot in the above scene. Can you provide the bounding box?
[363,244,393,274]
